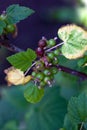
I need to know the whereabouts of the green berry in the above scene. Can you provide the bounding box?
[44,77,50,83]
[32,72,36,77]
[40,81,46,87]
[47,39,56,47]
[36,73,44,80]
[54,49,59,56]
[0,15,6,20]
[43,69,51,76]
[50,75,54,80]
[52,58,59,65]
[47,52,54,59]
[36,61,44,70]
[51,67,58,74]
[6,24,15,33]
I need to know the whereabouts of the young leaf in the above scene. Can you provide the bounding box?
[7,49,37,71]
[6,4,35,24]
[0,20,6,34]
[68,92,87,125]
[58,24,87,59]
[24,85,44,103]
[25,86,67,130]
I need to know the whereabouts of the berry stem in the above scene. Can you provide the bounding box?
[24,62,36,76]
[45,42,64,52]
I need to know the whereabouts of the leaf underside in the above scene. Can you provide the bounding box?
[58,24,87,59]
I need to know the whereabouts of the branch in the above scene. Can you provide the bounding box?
[0,36,23,53]
[0,37,87,80]
[56,65,87,80]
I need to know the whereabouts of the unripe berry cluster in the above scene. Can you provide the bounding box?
[31,37,60,89]
[0,14,16,36]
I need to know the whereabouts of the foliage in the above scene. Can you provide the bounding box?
[0,85,67,130]
[7,49,36,71]
[2,121,18,130]
[0,4,34,35]
[58,24,87,59]
[24,84,44,103]
[25,86,67,130]
[1,3,87,130]
[68,92,87,126]
[6,4,34,24]
[43,1,87,27]
[0,21,6,34]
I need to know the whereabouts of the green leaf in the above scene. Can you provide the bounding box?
[84,123,87,129]
[7,48,37,71]
[63,114,78,130]
[77,7,87,27]
[55,70,79,100]
[78,57,87,67]
[0,99,24,128]
[2,120,18,130]
[24,85,44,103]
[25,86,67,130]
[78,55,87,67]
[58,24,87,59]
[0,20,6,34]
[0,27,3,35]
[68,92,87,125]
[6,4,35,24]
[2,86,29,108]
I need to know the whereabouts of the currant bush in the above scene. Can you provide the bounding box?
[1,4,87,130]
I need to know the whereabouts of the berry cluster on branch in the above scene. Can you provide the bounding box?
[32,38,59,88]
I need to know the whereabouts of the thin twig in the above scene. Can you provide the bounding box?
[0,37,23,52]
[80,122,84,130]
[24,62,36,76]
[45,42,64,52]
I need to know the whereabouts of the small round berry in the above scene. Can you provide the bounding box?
[47,52,54,59]
[54,49,59,56]
[52,58,59,65]
[36,47,44,57]
[50,75,54,80]
[36,61,44,70]
[43,69,51,76]
[31,72,36,77]
[51,67,58,74]
[40,81,46,87]
[44,77,50,83]
[47,39,56,47]
[36,73,44,80]
[38,39,47,48]
[0,15,6,20]
[6,24,15,33]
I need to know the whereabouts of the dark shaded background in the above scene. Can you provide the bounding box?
[0,0,76,84]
